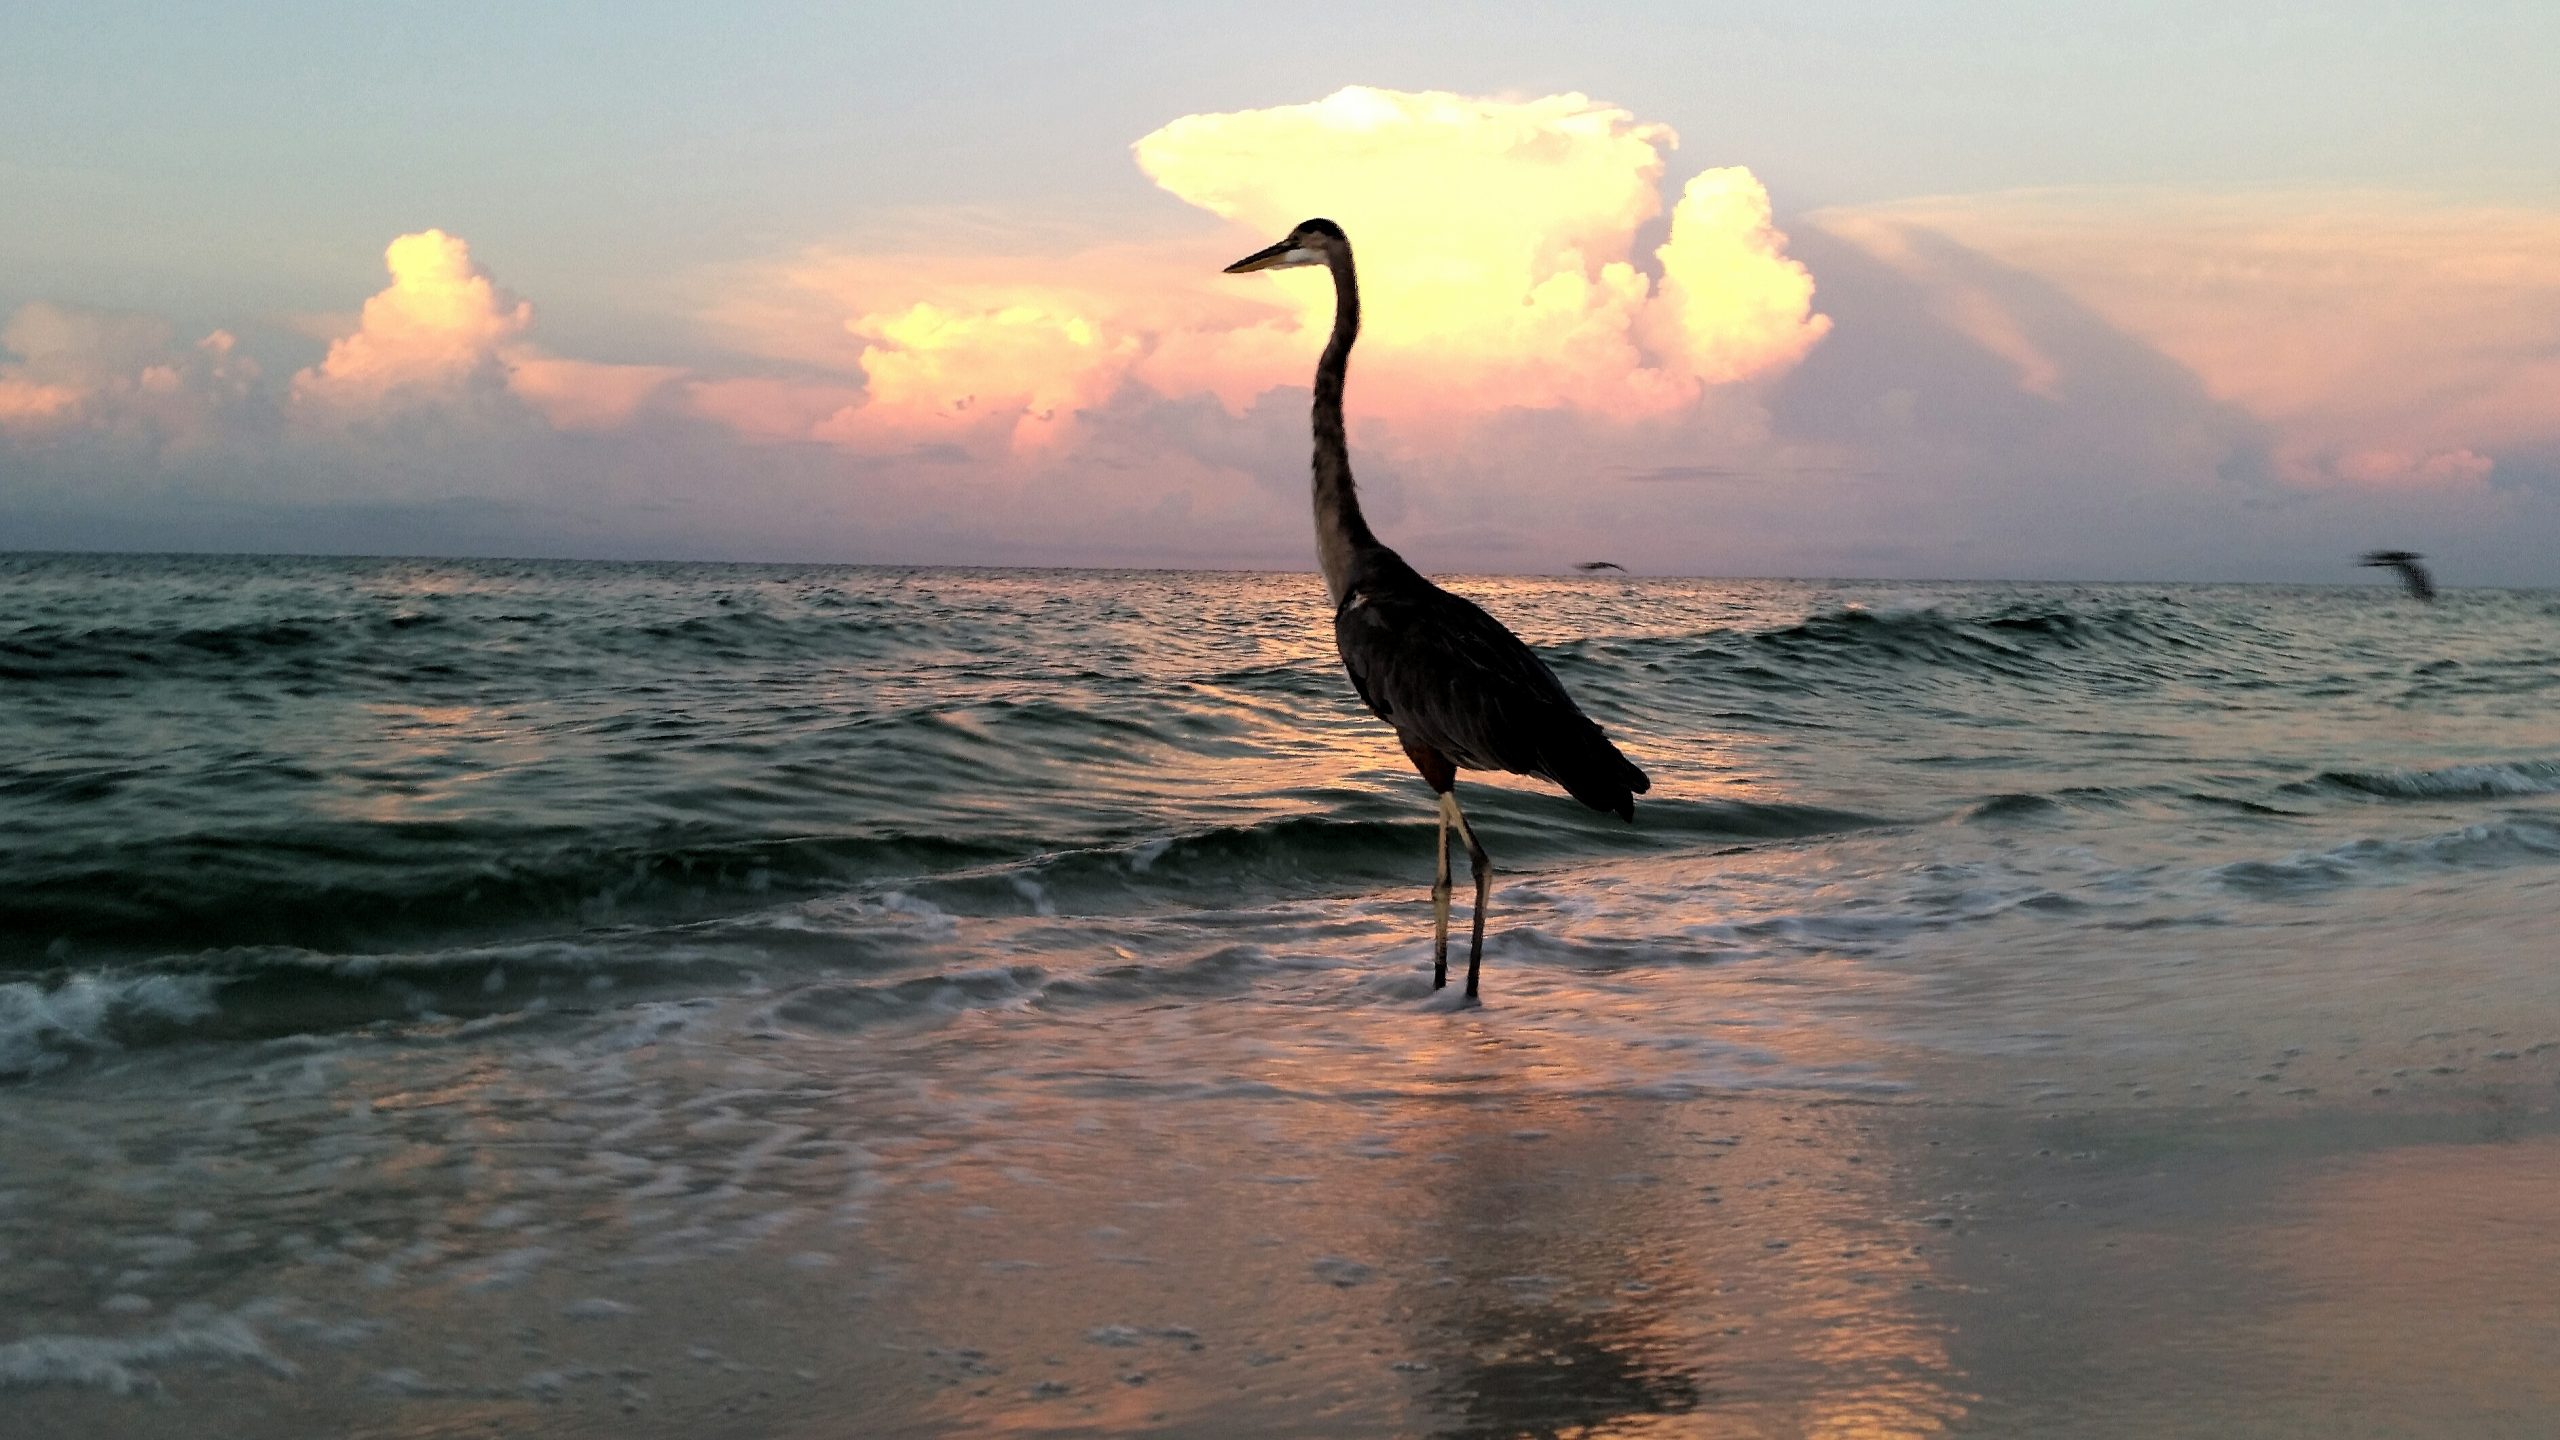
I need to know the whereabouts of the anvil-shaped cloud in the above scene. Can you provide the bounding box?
[1812,191,2560,491]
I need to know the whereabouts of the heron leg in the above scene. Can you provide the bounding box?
[1431,799,1453,989]
[1403,737,1462,991]
[1444,792,1493,999]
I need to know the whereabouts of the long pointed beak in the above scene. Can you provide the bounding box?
[1223,239,1297,274]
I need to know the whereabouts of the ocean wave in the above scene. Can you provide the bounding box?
[0,1312,293,1394]
[0,829,1025,967]
[764,946,1283,1032]
[2215,817,2560,897]
[2310,760,2560,800]
[1752,600,2201,663]
[825,798,1895,923]
[1965,792,2066,822]
[1960,785,2305,824]
[5,790,1892,965]
[0,938,774,1078]
[1547,598,2251,701]
[0,617,344,682]
[0,595,928,686]
[0,972,223,1078]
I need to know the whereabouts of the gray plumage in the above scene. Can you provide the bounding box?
[2360,550,2436,601]
[1336,552,1648,820]
[1226,218,1648,998]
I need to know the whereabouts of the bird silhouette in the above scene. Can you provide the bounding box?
[1575,561,1628,572]
[1226,220,1649,1000]
[2359,550,2436,601]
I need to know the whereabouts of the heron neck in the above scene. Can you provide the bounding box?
[1311,243,1376,606]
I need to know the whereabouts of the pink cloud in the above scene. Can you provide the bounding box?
[0,302,260,449]
[707,87,1831,453]
[291,230,531,411]
[679,376,864,443]
[2303,446,2497,491]
[503,351,684,432]
[287,229,682,433]
[0,377,86,433]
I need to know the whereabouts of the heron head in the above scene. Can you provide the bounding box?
[1223,218,1344,274]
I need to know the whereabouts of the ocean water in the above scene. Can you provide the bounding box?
[4,553,2558,1435]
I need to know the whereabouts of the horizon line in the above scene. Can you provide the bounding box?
[0,546,2518,592]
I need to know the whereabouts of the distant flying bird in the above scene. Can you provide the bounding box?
[2359,550,2436,601]
[1575,561,1627,572]
[1226,219,1650,1000]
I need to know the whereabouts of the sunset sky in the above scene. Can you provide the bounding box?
[5,2,2557,581]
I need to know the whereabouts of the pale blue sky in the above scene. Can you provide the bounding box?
[8,1,2552,340]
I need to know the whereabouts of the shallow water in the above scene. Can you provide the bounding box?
[3,554,2557,1435]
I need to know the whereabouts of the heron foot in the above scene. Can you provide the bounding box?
[1417,984,1480,1013]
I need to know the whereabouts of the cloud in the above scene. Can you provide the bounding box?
[713,86,1831,452]
[12,133,2560,581]
[0,301,261,450]
[289,229,679,430]
[1138,88,1827,423]
[1648,167,1835,386]
[1810,190,2560,490]
[0,375,87,432]
[679,375,864,442]
[291,230,531,411]
[503,351,684,432]
[824,298,1139,451]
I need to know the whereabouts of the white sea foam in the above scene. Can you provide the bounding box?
[563,1297,636,1320]
[455,1245,554,1292]
[0,1315,292,1395]
[0,973,221,1078]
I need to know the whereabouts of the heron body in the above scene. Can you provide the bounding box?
[2360,550,2436,601]
[1576,561,1628,572]
[1226,220,1650,999]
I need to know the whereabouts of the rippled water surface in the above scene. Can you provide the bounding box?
[4,554,2557,1436]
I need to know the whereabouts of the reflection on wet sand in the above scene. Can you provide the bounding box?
[1395,1104,1709,1439]
[765,974,1988,1437]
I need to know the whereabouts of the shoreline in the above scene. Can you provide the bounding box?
[7,1025,2557,1437]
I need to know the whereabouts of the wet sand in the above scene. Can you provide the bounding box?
[7,945,2559,1438]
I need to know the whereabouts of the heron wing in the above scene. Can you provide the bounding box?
[1335,581,1649,818]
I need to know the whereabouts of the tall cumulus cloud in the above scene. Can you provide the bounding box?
[719,87,1831,453]
[291,229,678,429]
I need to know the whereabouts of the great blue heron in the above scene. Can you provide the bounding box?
[2360,550,2436,601]
[1575,561,1628,572]
[1225,219,1650,1000]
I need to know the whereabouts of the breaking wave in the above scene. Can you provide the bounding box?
[2311,760,2560,800]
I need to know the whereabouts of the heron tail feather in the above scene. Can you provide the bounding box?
[1547,729,1650,822]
